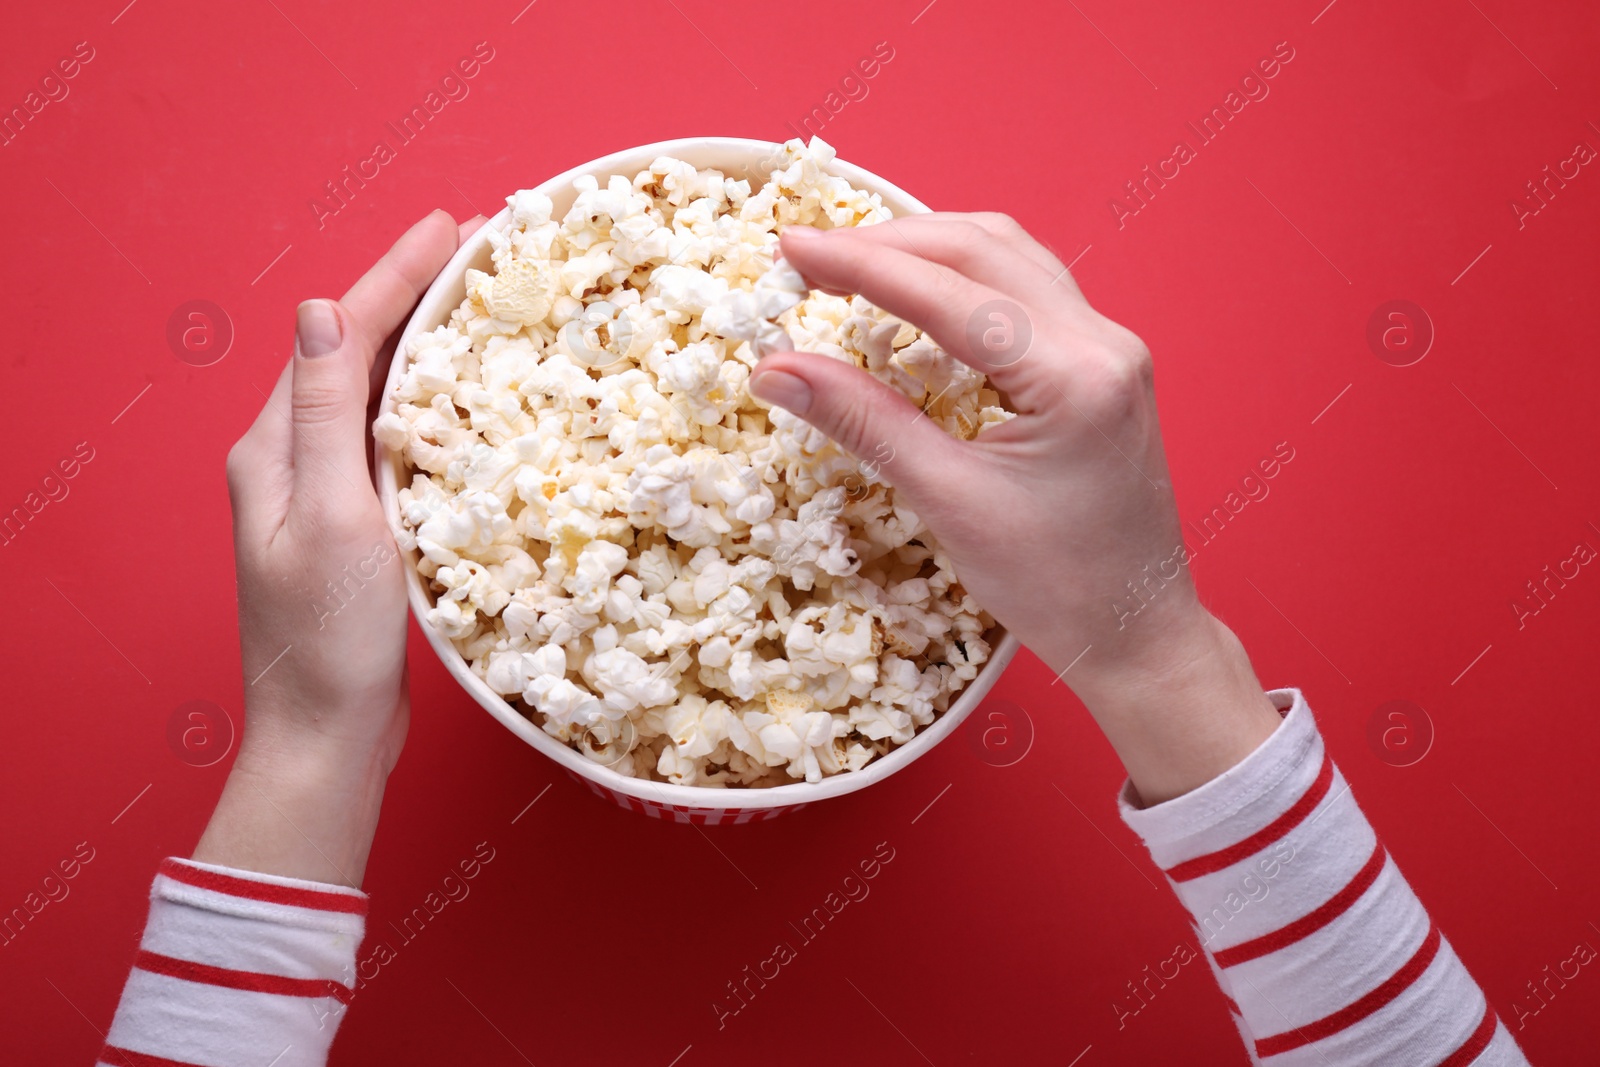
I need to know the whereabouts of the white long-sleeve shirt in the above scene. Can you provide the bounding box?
[1119,689,1527,1064]
[97,859,365,1067]
[99,690,1528,1065]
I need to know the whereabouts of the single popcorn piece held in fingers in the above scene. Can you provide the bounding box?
[705,257,809,357]
[380,137,1014,787]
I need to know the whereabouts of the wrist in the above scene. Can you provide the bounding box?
[192,715,396,888]
[239,679,410,775]
[233,721,395,799]
[1064,598,1224,701]
[1052,607,1283,806]
[241,705,405,780]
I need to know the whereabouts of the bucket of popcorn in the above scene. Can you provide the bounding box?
[374,137,1021,824]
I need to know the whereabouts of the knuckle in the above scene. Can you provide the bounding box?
[1085,352,1153,422]
[944,220,995,267]
[951,219,991,248]
[291,384,348,427]
[294,493,367,544]
[972,211,1024,239]
[1094,315,1152,369]
[1069,326,1155,427]
[829,392,879,458]
[322,506,372,545]
[1119,337,1154,388]
[931,264,974,310]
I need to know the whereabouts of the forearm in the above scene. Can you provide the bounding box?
[1116,689,1527,1064]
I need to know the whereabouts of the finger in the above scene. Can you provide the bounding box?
[876,212,1062,292]
[848,214,1076,299]
[339,208,462,372]
[227,357,295,540]
[960,212,1082,291]
[288,298,373,517]
[778,227,1039,390]
[458,214,487,245]
[749,351,973,502]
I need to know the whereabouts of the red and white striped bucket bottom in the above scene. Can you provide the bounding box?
[565,770,808,824]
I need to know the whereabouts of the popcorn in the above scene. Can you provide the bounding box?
[480,259,559,326]
[649,265,730,324]
[380,137,1010,787]
[704,258,808,357]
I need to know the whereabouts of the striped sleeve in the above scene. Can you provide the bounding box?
[1118,688,1529,1066]
[98,858,366,1067]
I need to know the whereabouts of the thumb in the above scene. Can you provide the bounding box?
[749,351,971,500]
[289,298,371,517]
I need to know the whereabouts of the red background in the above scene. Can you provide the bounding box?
[3,0,1598,1063]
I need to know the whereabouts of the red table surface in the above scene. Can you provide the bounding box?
[3,0,1598,1063]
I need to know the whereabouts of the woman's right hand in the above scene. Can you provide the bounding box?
[750,215,1283,804]
[194,210,481,886]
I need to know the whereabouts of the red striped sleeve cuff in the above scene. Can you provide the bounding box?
[159,857,367,915]
[1164,755,1334,882]
[103,858,368,1067]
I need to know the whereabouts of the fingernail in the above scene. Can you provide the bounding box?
[782,225,823,242]
[295,300,342,359]
[750,369,812,415]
